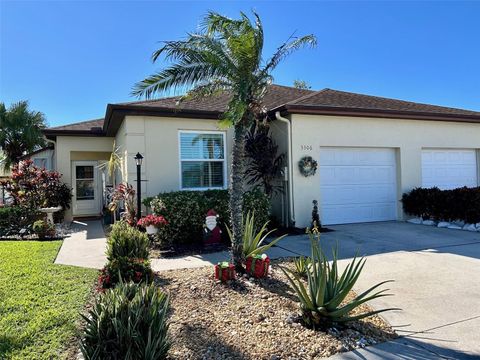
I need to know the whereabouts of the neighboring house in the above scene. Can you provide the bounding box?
[43,84,480,226]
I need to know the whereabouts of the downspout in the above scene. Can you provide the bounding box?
[44,137,56,171]
[275,111,295,226]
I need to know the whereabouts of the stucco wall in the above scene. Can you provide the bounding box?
[121,116,234,201]
[56,136,114,220]
[288,114,480,228]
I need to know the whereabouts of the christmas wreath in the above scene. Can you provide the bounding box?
[298,156,318,177]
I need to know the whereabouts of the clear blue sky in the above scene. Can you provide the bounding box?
[1,1,479,127]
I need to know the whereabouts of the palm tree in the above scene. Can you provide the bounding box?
[133,11,316,270]
[0,101,47,170]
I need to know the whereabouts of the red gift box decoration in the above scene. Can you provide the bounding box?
[215,261,235,282]
[246,254,270,278]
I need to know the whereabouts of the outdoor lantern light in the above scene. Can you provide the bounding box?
[134,152,143,166]
[134,152,143,222]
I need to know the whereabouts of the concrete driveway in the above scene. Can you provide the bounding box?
[274,222,480,359]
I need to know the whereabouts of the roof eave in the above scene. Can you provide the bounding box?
[103,104,223,136]
[277,105,480,123]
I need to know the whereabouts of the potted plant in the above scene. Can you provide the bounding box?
[137,214,168,235]
[214,261,235,282]
[32,219,56,240]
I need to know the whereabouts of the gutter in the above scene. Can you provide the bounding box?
[275,111,295,226]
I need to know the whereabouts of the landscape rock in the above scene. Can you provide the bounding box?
[462,223,477,232]
[437,221,450,228]
[422,220,436,226]
[407,218,422,224]
[447,224,462,230]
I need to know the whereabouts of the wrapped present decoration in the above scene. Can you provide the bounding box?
[214,261,235,282]
[245,254,270,278]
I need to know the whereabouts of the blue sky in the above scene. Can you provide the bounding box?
[1,1,479,127]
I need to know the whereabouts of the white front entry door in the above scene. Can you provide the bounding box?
[319,147,398,225]
[421,149,478,190]
[72,161,100,216]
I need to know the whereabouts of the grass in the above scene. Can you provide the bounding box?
[0,241,97,359]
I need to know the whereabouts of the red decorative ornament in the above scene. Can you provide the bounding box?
[214,262,235,282]
[246,255,270,278]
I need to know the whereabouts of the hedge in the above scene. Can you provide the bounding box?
[402,186,480,224]
[0,206,40,238]
[143,189,270,245]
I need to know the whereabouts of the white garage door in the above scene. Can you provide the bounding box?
[319,148,397,225]
[422,149,478,190]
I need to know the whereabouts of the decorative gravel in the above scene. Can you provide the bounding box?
[156,260,397,359]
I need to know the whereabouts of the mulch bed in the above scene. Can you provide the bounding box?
[156,259,397,360]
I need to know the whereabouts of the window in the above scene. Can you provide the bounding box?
[179,131,226,189]
[75,165,95,200]
[33,158,47,169]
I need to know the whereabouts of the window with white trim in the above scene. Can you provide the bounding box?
[179,131,226,189]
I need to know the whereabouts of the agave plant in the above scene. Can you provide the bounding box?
[226,212,286,260]
[293,256,311,278]
[281,227,398,328]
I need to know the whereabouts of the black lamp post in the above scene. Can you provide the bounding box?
[134,152,143,222]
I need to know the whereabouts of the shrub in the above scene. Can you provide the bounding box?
[402,186,480,223]
[143,189,270,246]
[80,282,170,360]
[0,206,39,237]
[107,221,150,261]
[98,258,153,290]
[281,227,397,329]
[108,183,137,226]
[0,160,71,222]
[226,212,286,259]
[32,220,56,239]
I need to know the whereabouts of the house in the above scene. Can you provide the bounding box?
[42,84,480,227]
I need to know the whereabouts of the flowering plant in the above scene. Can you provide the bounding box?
[137,214,168,228]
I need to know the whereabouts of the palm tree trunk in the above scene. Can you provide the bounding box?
[229,122,247,271]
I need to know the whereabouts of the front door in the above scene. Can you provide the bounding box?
[72,161,100,216]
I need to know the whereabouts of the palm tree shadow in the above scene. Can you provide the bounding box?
[175,323,247,359]
[257,275,299,302]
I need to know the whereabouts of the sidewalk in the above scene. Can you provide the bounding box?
[54,220,107,269]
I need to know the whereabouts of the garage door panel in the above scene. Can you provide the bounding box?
[320,148,397,225]
[422,149,478,190]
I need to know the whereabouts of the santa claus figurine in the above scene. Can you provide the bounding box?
[203,209,222,246]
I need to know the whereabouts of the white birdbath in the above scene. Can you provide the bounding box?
[39,206,62,225]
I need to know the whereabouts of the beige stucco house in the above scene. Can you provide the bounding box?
[43,84,480,227]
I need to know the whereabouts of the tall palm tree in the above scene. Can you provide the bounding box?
[133,11,316,270]
[0,101,47,170]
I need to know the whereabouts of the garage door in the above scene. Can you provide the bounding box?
[319,148,397,225]
[422,149,478,190]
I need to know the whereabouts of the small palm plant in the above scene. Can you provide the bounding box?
[293,256,311,278]
[226,212,286,260]
[281,227,398,329]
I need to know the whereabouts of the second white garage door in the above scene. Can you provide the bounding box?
[319,148,397,225]
[422,149,478,190]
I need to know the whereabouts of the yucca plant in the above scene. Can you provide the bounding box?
[293,256,311,278]
[226,211,286,260]
[80,281,170,360]
[281,227,398,329]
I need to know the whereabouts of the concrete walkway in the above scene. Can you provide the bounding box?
[54,220,107,269]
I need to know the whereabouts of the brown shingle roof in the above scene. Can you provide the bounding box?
[282,88,480,117]
[45,84,480,137]
[49,118,104,131]
[117,84,314,113]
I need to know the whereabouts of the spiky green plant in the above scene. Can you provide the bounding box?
[293,256,311,278]
[80,281,170,360]
[281,227,398,328]
[226,211,286,261]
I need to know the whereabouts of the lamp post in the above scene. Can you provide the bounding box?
[134,152,143,222]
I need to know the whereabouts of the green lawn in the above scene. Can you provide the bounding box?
[0,241,97,359]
